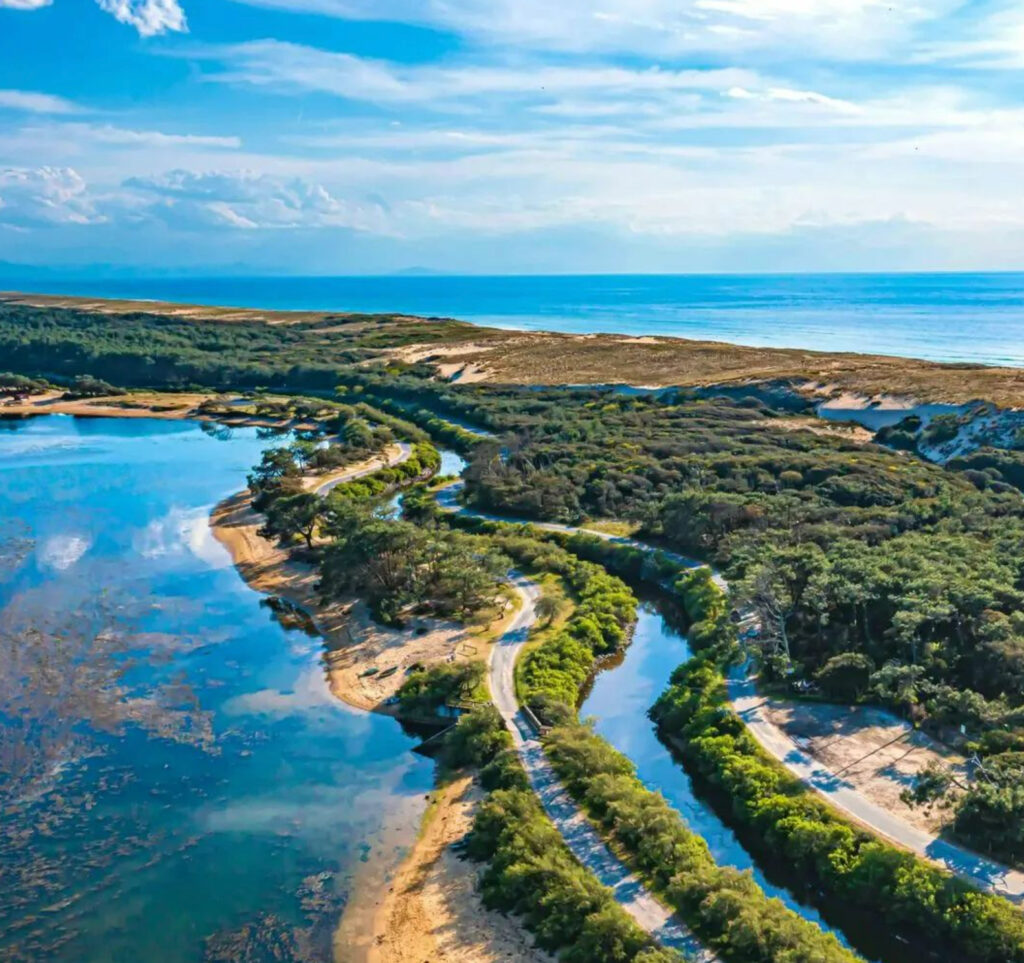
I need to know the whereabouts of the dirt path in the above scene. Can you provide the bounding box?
[488,574,711,960]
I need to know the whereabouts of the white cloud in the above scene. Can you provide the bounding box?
[206,39,759,106]
[123,169,391,231]
[0,0,51,8]
[726,85,862,114]
[61,123,239,148]
[95,0,186,36]
[37,534,90,571]
[231,0,960,58]
[0,89,78,114]
[0,167,102,228]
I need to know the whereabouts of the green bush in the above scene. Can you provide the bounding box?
[466,786,683,963]
[651,655,1024,963]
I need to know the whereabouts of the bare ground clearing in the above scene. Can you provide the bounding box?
[763,699,968,835]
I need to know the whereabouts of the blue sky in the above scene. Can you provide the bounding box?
[1,0,1023,274]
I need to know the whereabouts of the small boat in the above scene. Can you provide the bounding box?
[377,665,400,680]
[359,666,380,678]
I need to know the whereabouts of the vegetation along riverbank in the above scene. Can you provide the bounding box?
[5,292,1024,962]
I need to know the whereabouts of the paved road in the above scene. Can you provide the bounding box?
[436,482,722,586]
[493,573,712,961]
[439,478,1024,904]
[727,663,1024,903]
[313,442,411,496]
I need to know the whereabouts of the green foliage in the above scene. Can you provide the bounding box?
[258,492,321,548]
[0,302,478,393]
[444,705,513,770]
[900,762,953,808]
[62,374,125,399]
[465,786,681,963]
[0,371,48,393]
[487,534,637,723]
[322,441,440,502]
[954,753,1024,864]
[543,722,859,963]
[319,505,508,624]
[397,661,485,716]
[815,653,874,701]
[651,656,1024,963]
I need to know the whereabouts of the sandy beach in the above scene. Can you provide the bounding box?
[356,775,553,963]
[208,467,548,963]
[209,485,476,713]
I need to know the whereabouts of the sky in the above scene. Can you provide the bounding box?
[1,0,1024,275]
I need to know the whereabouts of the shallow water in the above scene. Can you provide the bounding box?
[18,272,1024,366]
[0,416,434,963]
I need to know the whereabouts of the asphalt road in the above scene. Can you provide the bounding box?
[440,478,1024,904]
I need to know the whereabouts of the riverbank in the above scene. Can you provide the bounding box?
[209,486,477,713]
[359,775,555,963]
[0,390,210,420]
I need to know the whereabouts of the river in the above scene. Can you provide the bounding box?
[0,416,434,963]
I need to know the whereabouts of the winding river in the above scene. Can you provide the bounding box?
[0,416,434,963]
[0,417,901,963]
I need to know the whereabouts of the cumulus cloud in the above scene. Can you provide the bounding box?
[95,0,186,35]
[123,169,390,231]
[0,167,102,228]
[1,0,187,34]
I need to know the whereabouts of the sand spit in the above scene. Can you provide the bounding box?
[356,775,554,963]
[209,489,472,713]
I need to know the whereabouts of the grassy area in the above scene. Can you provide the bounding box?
[8,291,1024,406]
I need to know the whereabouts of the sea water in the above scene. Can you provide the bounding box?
[12,273,1024,366]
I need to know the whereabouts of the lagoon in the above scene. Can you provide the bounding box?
[0,416,433,963]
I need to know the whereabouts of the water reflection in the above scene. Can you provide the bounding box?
[0,417,433,963]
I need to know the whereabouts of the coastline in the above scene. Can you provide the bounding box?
[208,480,547,963]
[208,485,468,714]
[360,774,555,963]
[10,289,1024,406]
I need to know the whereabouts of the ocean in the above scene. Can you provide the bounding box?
[8,272,1024,367]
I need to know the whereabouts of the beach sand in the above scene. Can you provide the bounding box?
[209,486,474,712]
[353,775,553,963]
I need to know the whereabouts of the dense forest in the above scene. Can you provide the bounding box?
[6,302,1024,913]
[0,302,481,392]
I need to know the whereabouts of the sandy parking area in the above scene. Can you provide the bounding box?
[764,699,967,834]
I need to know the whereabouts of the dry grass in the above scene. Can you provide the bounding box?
[8,290,1024,407]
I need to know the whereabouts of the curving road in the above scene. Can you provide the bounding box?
[438,479,1024,905]
[313,442,411,497]
[493,573,712,961]
[727,663,1024,902]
